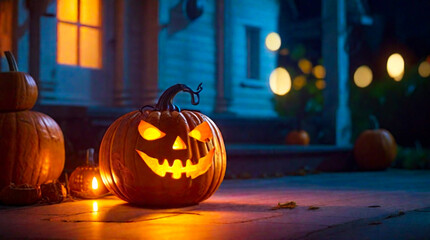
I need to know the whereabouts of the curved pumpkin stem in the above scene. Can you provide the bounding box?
[4,51,19,72]
[369,115,380,129]
[154,83,203,111]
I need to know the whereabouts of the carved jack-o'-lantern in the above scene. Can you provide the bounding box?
[69,149,108,198]
[99,84,226,207]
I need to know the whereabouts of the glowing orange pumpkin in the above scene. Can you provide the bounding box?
[99,84,226,207]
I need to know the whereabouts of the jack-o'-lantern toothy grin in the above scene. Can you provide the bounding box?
[136,148,215,179]
[136,119,215,179]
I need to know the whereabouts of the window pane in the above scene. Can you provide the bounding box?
[80,27,101,68]
[57,22,78,65]
[246,27,260,79]
[0,0,13,56]
[80,0,100,26]
[57,0,78,22]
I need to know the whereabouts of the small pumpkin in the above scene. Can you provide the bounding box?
[0,52,38,111]
[286,130,310,145]
[0,51,65,190]
[354,116,397,170]
[69,149,108,198]
[99,84,226,207]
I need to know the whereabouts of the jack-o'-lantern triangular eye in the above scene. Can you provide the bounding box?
[138,120,166,141]
[189,122,212,142]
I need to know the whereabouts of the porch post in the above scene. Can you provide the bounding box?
[113,0,131,106]
[321,0,351,146]
[215,0,232,114]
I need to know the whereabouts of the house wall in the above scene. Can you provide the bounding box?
[158,0,217,113]
[158,0,279,116]
[227,0,279,117]
[8,0,280,117]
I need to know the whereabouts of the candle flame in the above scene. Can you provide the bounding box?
[92,176,98,190]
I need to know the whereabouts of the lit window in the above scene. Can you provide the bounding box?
[0,0,13,57]
[57,0,102,68]
[246,26,260,79]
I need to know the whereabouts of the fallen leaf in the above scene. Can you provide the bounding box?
[271,201,296,210]
[385,211,405,219]
[308,206,320,210]
[368,205,381,208]
[369,221,382,225]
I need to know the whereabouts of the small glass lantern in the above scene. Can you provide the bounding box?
[69,148,109,198]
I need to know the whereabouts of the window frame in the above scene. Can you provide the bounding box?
[56,0,102,69]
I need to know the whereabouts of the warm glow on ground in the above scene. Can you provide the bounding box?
[313,65,326,79]
[92,177,98,190]
[270,67,292,96]
[387,53,405,80]
[418,61,430,78]
[298,59,312,74]
[92,201,98,212]
[354,65,373,88]
[265,32,281,52]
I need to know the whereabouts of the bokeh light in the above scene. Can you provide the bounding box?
[313,65,326,79]
[387,53,404,81]
[279,48,289,56]
[265,32,281,52]
[298,59,312,74]
[354,65,373,88]
[315,79,326,90]
[418,61,430,78]
[270,67,291,96]
[293,75,307,90]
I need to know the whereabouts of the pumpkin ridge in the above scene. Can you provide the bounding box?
[32,112,46,185]
[99,113,122,199]
[183,111,213,203]
[198,114,225,201]
[128,112,145,203]
[1,113,17,188]
[112,113,136,203]
[11,112,21,185]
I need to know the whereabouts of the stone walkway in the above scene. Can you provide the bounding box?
[0,170,429,239]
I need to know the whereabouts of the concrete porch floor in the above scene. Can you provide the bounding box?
[0,170,429,240]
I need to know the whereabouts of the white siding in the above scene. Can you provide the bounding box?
[159,0,216,113]
[228,0,279,117]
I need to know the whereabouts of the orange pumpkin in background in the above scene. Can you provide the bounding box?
[286,130,310,145]
[0,52,65,191]
[353,116,397,170]
[99,84,226,207]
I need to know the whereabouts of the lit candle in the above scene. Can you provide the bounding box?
[92,176,98,190]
